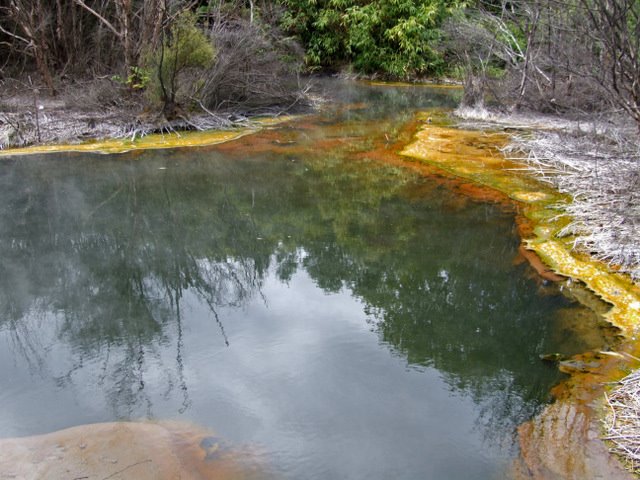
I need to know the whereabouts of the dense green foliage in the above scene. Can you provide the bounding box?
[278,0,640,127]
[281,0,467,78]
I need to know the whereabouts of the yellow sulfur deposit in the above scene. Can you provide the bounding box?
[0,117,296,157]
[366,80,463,89]
[401,120,640,337]
[0,130,255,156]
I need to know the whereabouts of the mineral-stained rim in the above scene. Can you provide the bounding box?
[0,116,296,157]
[0,129,254,156]
[400,113,640,478]
[400,115,640,337]
[365,80,463,89]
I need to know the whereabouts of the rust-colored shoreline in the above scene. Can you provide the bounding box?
[399,115,640,335]
[399,114,640,479]
[0,116,298,157]
[3,105,638,478]
[0,421,268,480]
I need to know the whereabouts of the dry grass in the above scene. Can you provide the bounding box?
[604,370,640,473]
[455,106,640,281]
[455,107,640,474]
[504,127,640,281]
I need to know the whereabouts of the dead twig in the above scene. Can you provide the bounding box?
[495,115,640,280]
[603,370,640,473]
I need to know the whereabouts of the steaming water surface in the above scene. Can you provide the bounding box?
[0,81,608,479]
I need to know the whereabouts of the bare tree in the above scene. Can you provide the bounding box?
[448,0,640,127]
[73,0,167,71]
[4,0,56,94]
[199,7,305,114]
[444,1,544,109]
[579,0,640,128]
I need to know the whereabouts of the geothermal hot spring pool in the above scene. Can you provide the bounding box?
[0,81,616,479]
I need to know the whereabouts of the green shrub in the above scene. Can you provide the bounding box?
[111,66,151,90]
[144,11,215,112]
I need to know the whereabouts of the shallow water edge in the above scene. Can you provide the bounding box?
[1,92,638,478]
[401,114,640,479]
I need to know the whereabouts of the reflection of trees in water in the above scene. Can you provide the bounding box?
[0,120,571,440]
[0,157,269,417]
[289,160,569,440]
[314,78,461,121]
[243,145,567,437]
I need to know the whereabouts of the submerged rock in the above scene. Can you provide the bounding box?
[539,353,566,362]
[517,400,631,480]
[0,421,269,480]
[558,359,602,375]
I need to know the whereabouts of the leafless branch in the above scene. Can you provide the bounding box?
[72,0,122,38]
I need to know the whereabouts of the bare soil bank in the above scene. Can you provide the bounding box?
[0,421,268,479]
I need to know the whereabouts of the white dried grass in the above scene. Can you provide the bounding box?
[454,105,608,133]
[604,370,640,473]
[455,108,640,280]
[503,126,640,280]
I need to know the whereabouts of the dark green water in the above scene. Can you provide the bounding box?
[0,82,609,479]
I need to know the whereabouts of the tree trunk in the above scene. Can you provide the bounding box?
[9,0,56,95]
